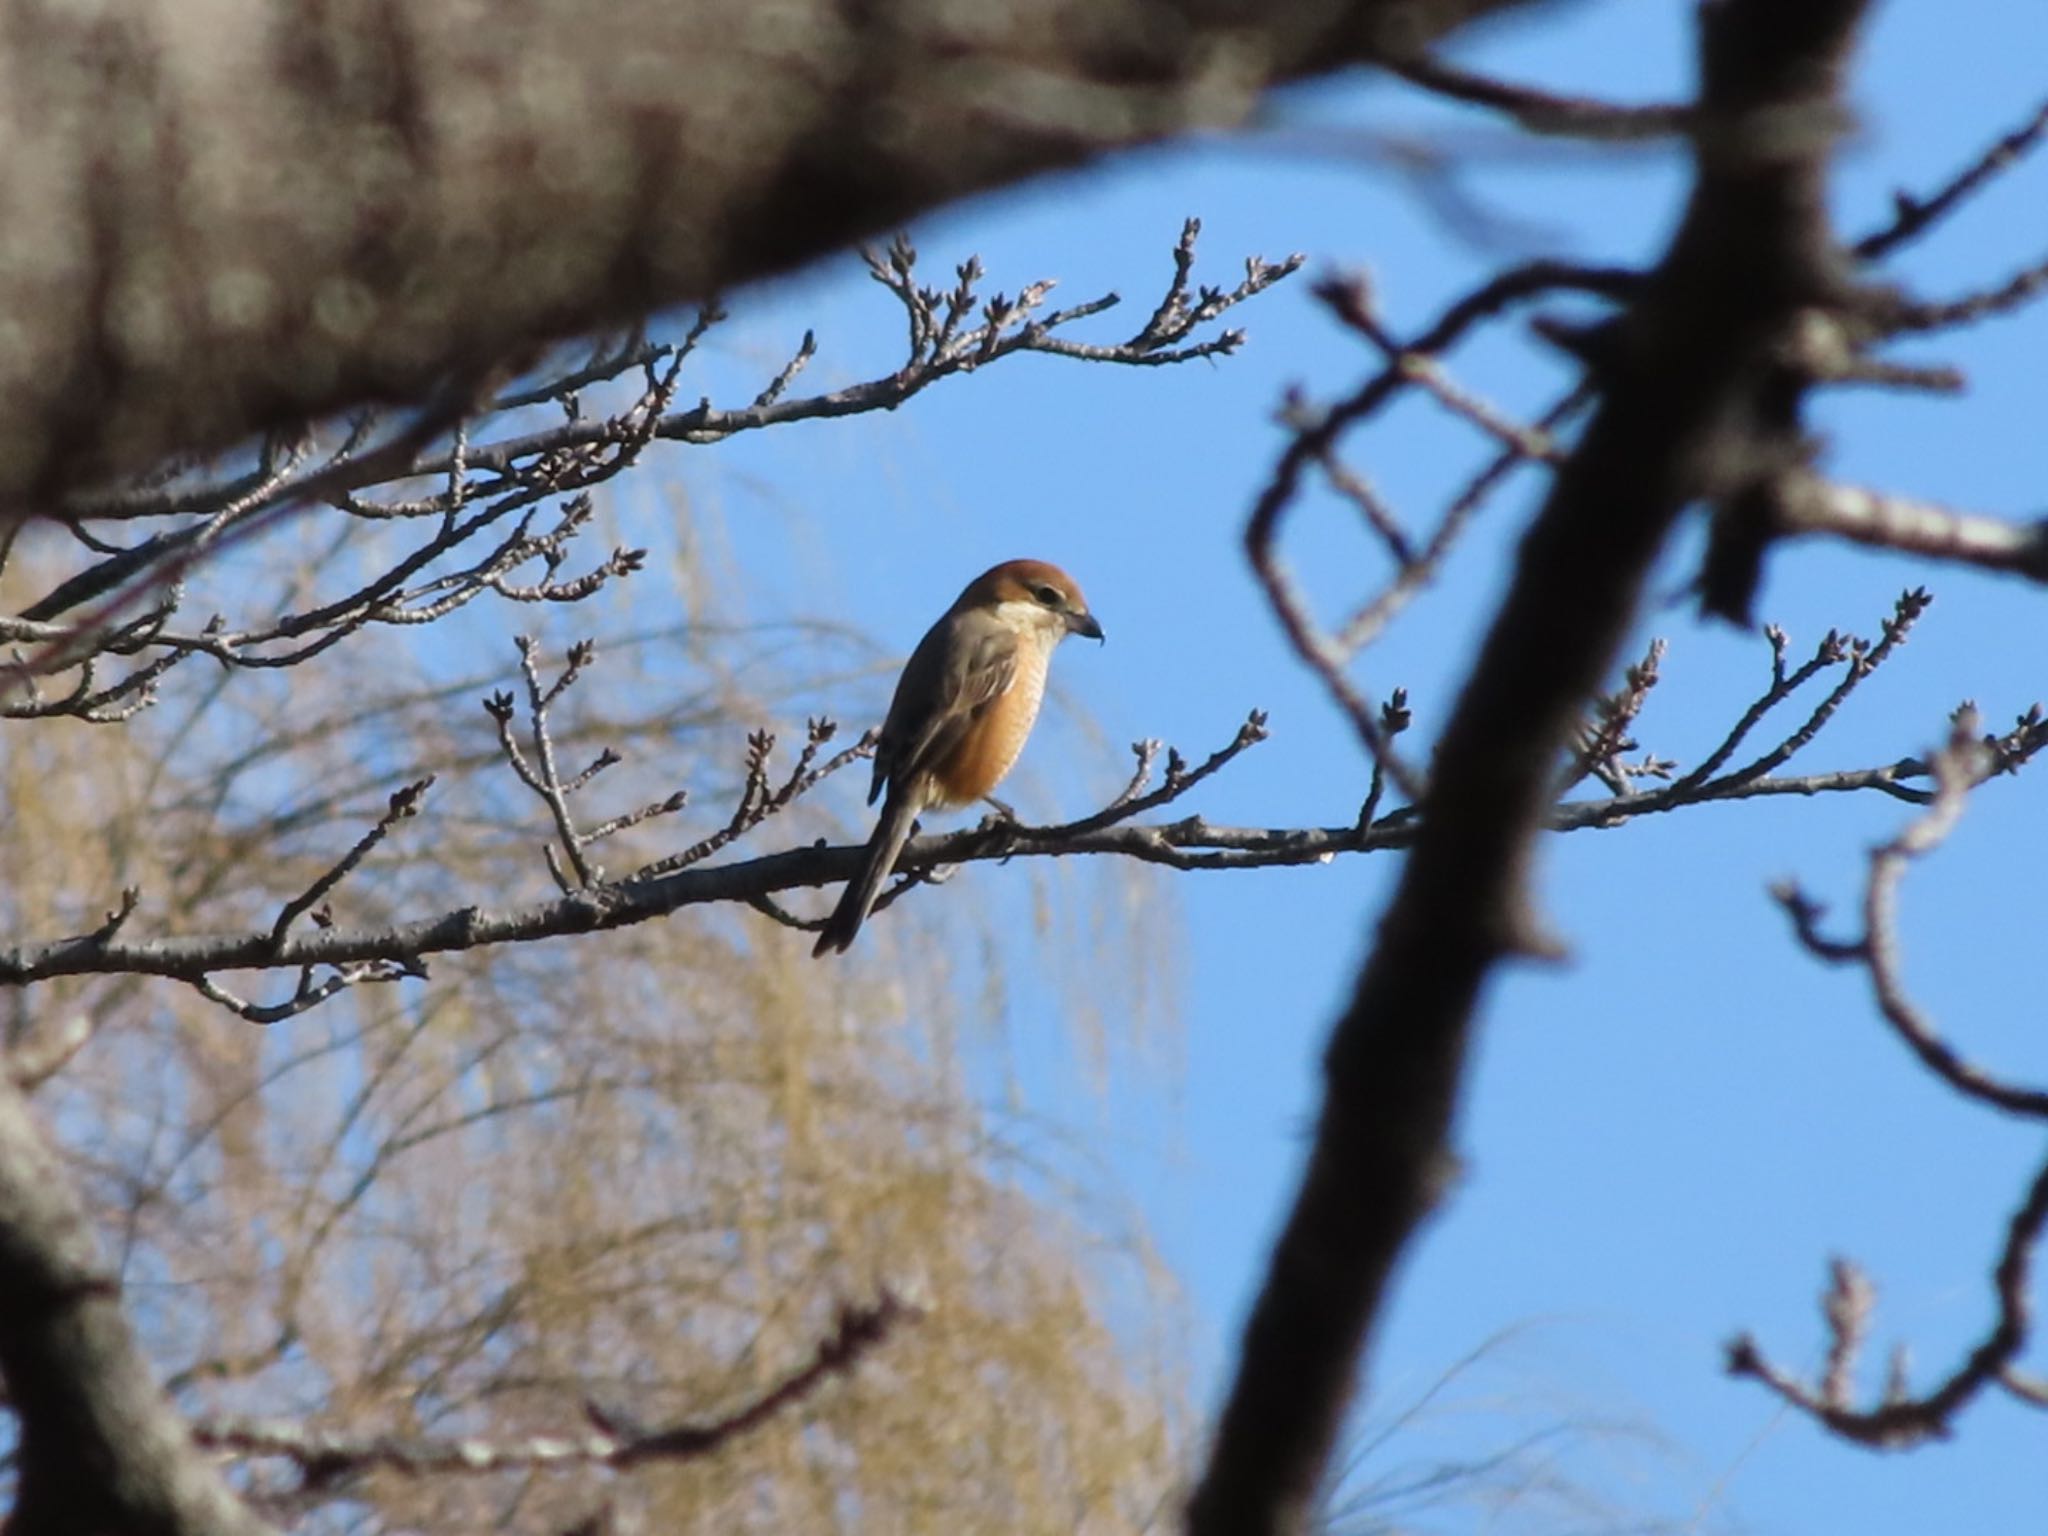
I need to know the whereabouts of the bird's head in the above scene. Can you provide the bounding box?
[962,558,1104,642]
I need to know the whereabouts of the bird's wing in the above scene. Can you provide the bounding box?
[871,612,1020,804]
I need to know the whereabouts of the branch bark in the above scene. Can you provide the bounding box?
[1772,471,2048,584]
[0,759,1959,993]
[0,1078,272,1536]
[0,0,1523,505]
[1188,3,1872,1531]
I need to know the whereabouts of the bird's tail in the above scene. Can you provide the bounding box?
[812,793,920,956]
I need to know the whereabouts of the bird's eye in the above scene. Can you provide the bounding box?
[1033,584,1063,606]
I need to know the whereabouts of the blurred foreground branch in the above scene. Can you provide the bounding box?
[1194,5,1878,1531]
[0,0,1518,503]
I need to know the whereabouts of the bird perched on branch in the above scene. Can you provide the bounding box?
[813,558,1104,956]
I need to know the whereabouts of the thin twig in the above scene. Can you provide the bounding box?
[270,778,434,950]
[1853,98,2048,261]
[1386,52,1691,142]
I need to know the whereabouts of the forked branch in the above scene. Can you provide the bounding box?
[1732,710,2048,1444]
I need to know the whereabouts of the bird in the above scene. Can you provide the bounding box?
[812,558,1104,956]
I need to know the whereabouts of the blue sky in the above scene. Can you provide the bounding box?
[632,2,2048,1529]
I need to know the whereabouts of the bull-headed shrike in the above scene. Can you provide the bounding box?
[813,559,1102,956]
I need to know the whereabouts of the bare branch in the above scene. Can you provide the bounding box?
[1025,710,1272,840]
[1701,588,1928,791]
[1319,276,1564,462]
[7,226,1297,730]
[1245,261,1629,794]
[1773,471,2048,583]
[1821,1259,1876,1410]
[830,712,1280,935]
[6,374,497,692]
[1878,253,2048,334]
[187,967,364,1027]
[1771,709,2048,1119]
[1853,97,2048,260]
[1336,384,1596,654]
[2004,1368,2048,1408]
[0,658,1998,992]
[1731,710,2048,1445]
[422,226,1300,483]
[271,777,435,949]
[1727,1149,2048,1445]
[504,638,605,888]
[194,1295,909,1483]
[1670,621,1851,792]
[1385,51,1691,141]
[1560,637,1668,796]
[630,721,871,881]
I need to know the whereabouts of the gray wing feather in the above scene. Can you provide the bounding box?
[870,615,1020,803]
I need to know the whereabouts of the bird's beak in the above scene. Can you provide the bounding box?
[1067,609,1104,642]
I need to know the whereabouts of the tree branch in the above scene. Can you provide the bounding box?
[1853,97,2048,261]
[1771,709,2048,1121]
[0,0,1524,504]
[1733,712,2048,1445]
[193,1296,908,1485]
[1384,51,1690,141]
[1727,1153,2048,1446]
[6,226,1295,715]
[0,1076,273,1536]
[1190,4,1873,1531]
[5,743,1981,1000]
[1772,470,2048,584]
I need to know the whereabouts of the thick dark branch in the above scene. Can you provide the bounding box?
[1192,5,1870,1532]
[0,0,1529,504]
[0,1077,273,1536]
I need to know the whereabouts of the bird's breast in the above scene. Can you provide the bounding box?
[930,643,1049,806]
